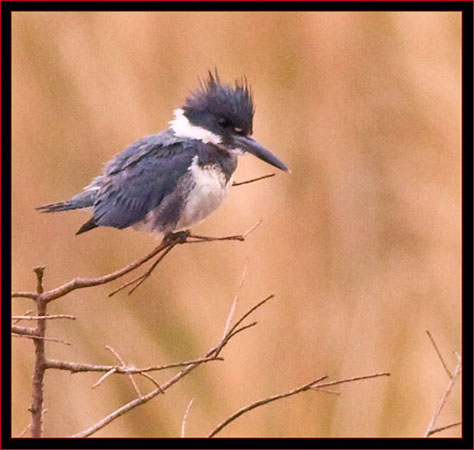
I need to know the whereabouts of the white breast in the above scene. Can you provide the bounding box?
[176,156,232,230]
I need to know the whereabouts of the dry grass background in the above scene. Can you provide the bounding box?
[12,11,461,437]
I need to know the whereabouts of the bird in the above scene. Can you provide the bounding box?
[37,71,289,239]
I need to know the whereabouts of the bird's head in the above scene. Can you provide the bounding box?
[170,71,289,172]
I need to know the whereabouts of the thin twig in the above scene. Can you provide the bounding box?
[92,369,116,389]
[72,294,273,438]
[105,346,142,397]
[137,372,164,393]
[426,330,453,379]
[232,173,275,186]
[208,376,328,437]
[15,224,258,303]
[44,355,223,374]
[424,358,462,437]
[427,421,462,437]
[12,292,38,300]
[34,240,173,303]
[13,310,34,324]
[207,372,390,437]
[309,372,391,390]
[188,220,262,243]
[181,399,194,437]
[127,245,176,296]
[12,314,76,321]
[17,423,32,438]
[12,334,71,346]
[222,263,248,339]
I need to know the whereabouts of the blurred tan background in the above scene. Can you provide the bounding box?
[12,12,461,437]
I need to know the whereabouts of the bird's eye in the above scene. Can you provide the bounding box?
[218,118,230,128]
[233,127,244,134]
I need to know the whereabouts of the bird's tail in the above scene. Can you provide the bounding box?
[36,190,96,213]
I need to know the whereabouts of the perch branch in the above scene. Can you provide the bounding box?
[12,222,260,303]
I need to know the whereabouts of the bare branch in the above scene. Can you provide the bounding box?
[105,346,142,397]
[92,368,116,389]
[13,309,34,324]
[207,372,390,437]
[427,421,462,437]
[12,292,39,300]
[137,372,164,393]
[44,355,223,374]
[425,358,462,437]
[109,244,176,297]
[12,325,38,336]
[14,224,256,303]
[30,267,47,437]
[12,334,71,346]
[71,293,273,438]
[222,263,248,339]
[187,220,262,243]
[309,372,391,390]
[181,398,194,438]
[426,330,453,379]
[232,173,275,186]
[208,376,328,437]
[40,240,172,303]
[12,314,76,321]
[17,423,32,438]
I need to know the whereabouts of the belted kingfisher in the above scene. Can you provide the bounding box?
[37,72,289,237]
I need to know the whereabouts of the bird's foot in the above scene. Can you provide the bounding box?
[163,230,191,245]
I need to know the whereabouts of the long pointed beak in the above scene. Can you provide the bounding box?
[231,135,290,172]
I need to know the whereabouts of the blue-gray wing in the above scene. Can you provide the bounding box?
[93,132,193,229]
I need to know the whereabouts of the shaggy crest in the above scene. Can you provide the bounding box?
[183,70,255,135]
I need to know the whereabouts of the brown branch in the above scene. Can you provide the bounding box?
[12,292,39,300]
[12,324,71,345]
[12,333,71,346]
[12,325,38,336]
[13,223,259,303]
[426,330,453,379]
[181,398,194,437]
[232,173,275,186]
[105,346,142,397]
[207,372,390,437]
[427,421,462,437]
[424,358,462,437]
[108,243,177,297]
[12,314,76,321]
[208,376,327,437]
[71,292,274,438]
[13,309,34,324]
[30,267,46,437]
[308,372,391,390]
[44,355,223,374]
